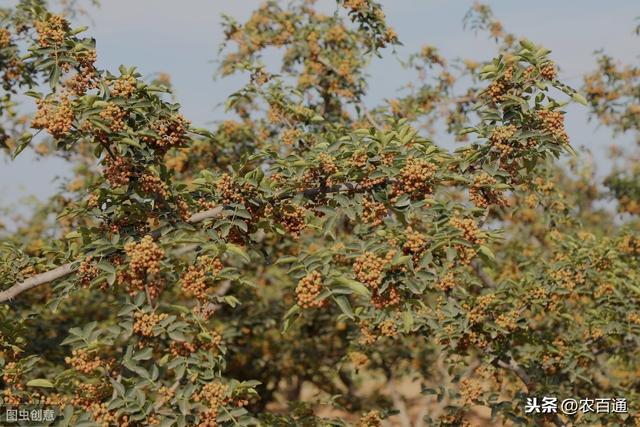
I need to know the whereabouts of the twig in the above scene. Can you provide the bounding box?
[470,259,497,288]
[496,359,533,392]
[389,382,412,427]
[358,102,383,131]
[494,358,566,426]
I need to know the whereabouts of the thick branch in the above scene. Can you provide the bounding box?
[0,263,76,303]
[185,206,224,223]
[496,359,533,392]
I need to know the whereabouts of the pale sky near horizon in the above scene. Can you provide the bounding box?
[1,0,638,222]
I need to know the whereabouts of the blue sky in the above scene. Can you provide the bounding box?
[1,0,638,218]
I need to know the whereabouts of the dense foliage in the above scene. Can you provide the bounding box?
[0,1,639,426]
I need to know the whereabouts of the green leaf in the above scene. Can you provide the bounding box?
[333,295,354,320]
[65,231,81,239]
[225,244,250,263]
[133,347,153,361]
[403,310,414,334]
[333,277,370,298]
[26,379,54,388]
[571,92,588,106]
[97,261,116,274]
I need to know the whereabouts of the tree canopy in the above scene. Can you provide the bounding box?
[0,1,639,426]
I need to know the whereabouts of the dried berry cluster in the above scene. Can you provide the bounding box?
[540,62,557,80]
[538,109,568,143]
[358,321,378,345]
[350,150,368,168]
[487,79,506,103]
[278,203,307,238]
[353,252,387,288]
[179,256,224,302]
[281,127,302,145]
[371,285,400,308]
[469,173,508,208]
[144,114,190,150]
[358,410,383,427]
[34,14,69,47]
[295,271,326,308]
[111,75,137,98]
[467,294,496,324]
[0,28,11,48]
[120,236,164,297]
[78,257,99,288]
[140,173,169,199]
[495,309,520,331]
[2,362,19,385]
[65,49,98,95]
[450,217,484,245]
[379,319,398,337]
[64,349,104,374]
[32,97,74,138]
[99,103,127,132]
[550,267,584,292]
[125,236,163,274]
[361,197,386,226]
[193,382,229,427]
[619,235,640,255]
[489,125,517,157]
[348,351,370,368]
[89,402,130,427]
[403,227,427,262]
[215,173,246,205]
[103,156,133,187]
[318,153,338,175]
[450,217,485,264]
[436,272,456,292]
[70,382,108,410]
[393,157,437,199]
[133,311,168,337]
[459,377,483,404]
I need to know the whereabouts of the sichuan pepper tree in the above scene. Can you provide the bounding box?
[0,1,639,426]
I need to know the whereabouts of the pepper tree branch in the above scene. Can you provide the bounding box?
[0,207,225,303]
[0,179,380,304]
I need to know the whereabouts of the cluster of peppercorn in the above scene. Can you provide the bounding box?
[392,157,437,200]
[119,236,165,298]
[469,172,508,208]
[77,257,99,288]
[357,410,383,427]
[402,227,428,263]
[139,172,169,199]
[98,103,127,132]
[450,217,485,264]
[144,114,190,151]
[361,196,387,226]
[64,348,105,374]
[193,382,229,427]
[295,271,326,309]
[179,255,224,304]
[32,97,74,138]
[34,14,69,47]
[103,156,133,187]
[537,109,569,144]
[133,311,168,337]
